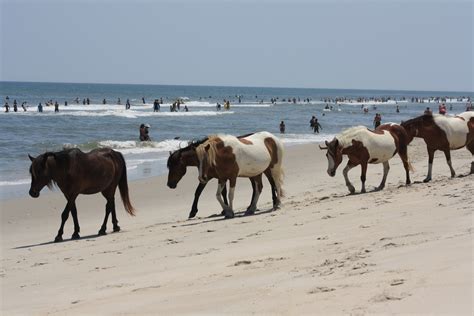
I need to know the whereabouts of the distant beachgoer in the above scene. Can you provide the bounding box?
[310,116,316,128]
[102,98,107,105]
[279,121,286,134]
[64,101,68,106]
[396,105,400,113]
[139,124,151,141]
[449,104,453,111]
[184,105,189,112]
[83,98,86,105]
[424,107,432,115]
[21,102,27,111]
[216,102,221,111]
[4,102,9,112]
[153,99,160,112]
[54,101,59,112]
[373,113,382,128]
[126,99,131,110]
[466,102,473,111]
[86,98,90,105]
[117,98,121,105]
[313,118,322,133]
[142,97,146,104]
[5,96,10,101]
[38,103,43,112]
[438,103,447,115]
[13,100,18,112]
[75,97,79,104]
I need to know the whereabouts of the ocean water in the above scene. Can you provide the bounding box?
[0,81,472,199]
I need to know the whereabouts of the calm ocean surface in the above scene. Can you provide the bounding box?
[1,81,472,199]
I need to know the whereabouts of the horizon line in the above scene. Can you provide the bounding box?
[1,80,473,95]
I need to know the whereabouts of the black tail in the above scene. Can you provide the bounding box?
[116,152,135,216]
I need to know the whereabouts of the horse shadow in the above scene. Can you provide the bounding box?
[180,207,276,228]
[13,233,103,250]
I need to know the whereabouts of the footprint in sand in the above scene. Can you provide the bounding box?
[308,286,335,294]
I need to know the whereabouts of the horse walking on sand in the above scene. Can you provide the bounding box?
[195,131,284,218]
[28,148,135,242]
[320,124,412,194]
[401,111,474,182]
[167,134,281,218]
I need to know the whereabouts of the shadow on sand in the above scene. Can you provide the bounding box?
[13,233,102,250]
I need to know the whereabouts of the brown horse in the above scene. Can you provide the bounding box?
[401,112,474,182]
[28,148,135,242]
[167,135,280,218]
[320,124,412,194]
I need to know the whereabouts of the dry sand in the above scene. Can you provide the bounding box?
[1,139,473,315]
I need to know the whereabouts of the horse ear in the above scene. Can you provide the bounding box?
[28,154,35,162]
[169,151,172,156]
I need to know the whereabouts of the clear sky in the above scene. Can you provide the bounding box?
[1,0,472,91]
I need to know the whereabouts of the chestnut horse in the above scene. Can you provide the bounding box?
[167,134,280,218]
[320,124,412,194]
[401,111,474,182]
[196,131,284,218]
[28,148,135,242]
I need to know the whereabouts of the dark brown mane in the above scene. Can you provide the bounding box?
[167,137,208,168]
[401,114,434,127]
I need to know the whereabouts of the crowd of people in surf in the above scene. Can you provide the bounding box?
[3,94,472,114]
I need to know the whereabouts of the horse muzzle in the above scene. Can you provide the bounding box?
[328,170,336,177]
[167,182,177,189]
[29,189,39,198]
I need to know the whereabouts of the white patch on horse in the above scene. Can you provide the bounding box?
[433,112,473,150]
[336,126,396,164]
[219,132,275,177]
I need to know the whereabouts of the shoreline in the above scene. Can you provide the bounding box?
[1,140,473,314]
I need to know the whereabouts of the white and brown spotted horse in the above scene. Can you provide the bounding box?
[196,131,284,218]
[320,124,412,194]
[401,111,474,182]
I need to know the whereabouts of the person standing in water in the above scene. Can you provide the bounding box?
[4,102,9,112]
[279,121,286,134]
[54,101,59,112]
[13,100,18,112]
[21,102,27,111]
[37,103,43,112]
[373,113,382,128]
[139,124,151,141]
[313,118,322,133]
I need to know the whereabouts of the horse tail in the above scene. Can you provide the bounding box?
[396,125,415,172]
[116,152,136,216]
[271,135,285,198]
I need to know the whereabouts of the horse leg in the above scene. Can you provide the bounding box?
[225,178,237,219]
[215,180,231,217]
[342,162,356,194]
[99,190,116,235]
[110,199,120,233]
[398,150,411,185]
[221,183,228,216]
[360,162,368,193]
[70,201,81,240]
[264,169,279,209]
[467,142,474,174]
[246,178,256,212]
[55,200,72,242]
[377,161,390,191]
[246,175,263,215]
[189,182,206,219]
[443,149,456,178]
[424,147,435,182]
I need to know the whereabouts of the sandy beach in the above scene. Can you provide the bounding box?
[1,139,472,315]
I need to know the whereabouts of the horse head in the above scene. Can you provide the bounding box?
[166,149,187,189]
[28,152,55,198]
[322,138,343,177]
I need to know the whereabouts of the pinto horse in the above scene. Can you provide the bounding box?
[401,111,474,182]
[196,131,284,218]
[320,124,412,194]
[28,148,135,242]
[167,134,280,218]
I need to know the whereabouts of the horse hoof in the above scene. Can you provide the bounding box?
[224,212,235,219]
[245,209,255,216]
[113,226,121,233]
[423,178,431,183]
[71,233,80,240]
[54,236,63,243]
[98,230,107,236]
[220,210,226,216]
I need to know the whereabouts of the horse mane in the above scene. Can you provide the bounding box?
[196,135,220,167]
[167,136,209,168]
[32,149,77,189]
[336,126,368,147]
[401,114,434,127]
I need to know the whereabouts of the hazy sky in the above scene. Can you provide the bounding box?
[1,0,472,91]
